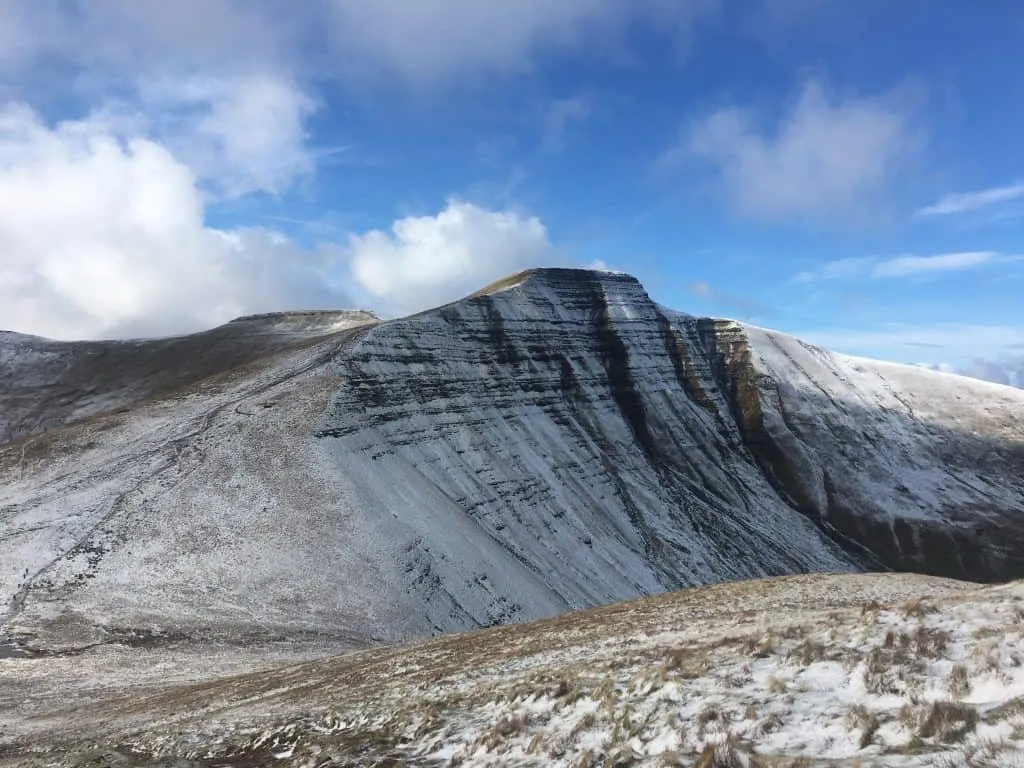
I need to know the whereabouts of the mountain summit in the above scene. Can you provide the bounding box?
[2,268,1023,652]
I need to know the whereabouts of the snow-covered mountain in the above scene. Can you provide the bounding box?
[1,268,1023,652]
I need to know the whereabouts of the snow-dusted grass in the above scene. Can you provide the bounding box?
[7,573,1024,767]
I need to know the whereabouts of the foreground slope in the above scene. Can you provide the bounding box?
[3,573,1024,767]
[2,268,1024,652]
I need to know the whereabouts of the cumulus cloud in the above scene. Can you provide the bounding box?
[345,200,558,316]
[796,251,1002,282]
[915,182,1024,217]
[678,80,919,221]
[0,104,346,340]
[0,104,572,339]
[0,2,322,201]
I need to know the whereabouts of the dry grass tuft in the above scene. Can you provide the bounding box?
[901,625,950,659]
[983,695,1024,724]
[755,712,784,737]
[936,737,1022,768]
[697,704,729,728]
[863,645,916,695]
[948,663,971,698]
[743,632,777,659]
[692,738,759,768]
[765,675,788,694]
[903,598,938,618]
[918,700,978,743]
[845,703,881,749]
[788,638,827,666]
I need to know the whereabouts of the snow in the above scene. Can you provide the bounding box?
[6,572,1020,767]
[1,267,1023,754]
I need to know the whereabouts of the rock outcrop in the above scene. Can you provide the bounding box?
[2,268,1022,651]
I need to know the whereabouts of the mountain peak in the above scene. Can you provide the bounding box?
[472,266,641,299]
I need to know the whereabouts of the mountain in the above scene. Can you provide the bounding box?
[2,268,1023,654]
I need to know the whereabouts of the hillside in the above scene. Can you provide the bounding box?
[1,268,1023,655]
[3,573,1024,767]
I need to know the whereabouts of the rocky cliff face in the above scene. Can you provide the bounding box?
[2,269,1022,651]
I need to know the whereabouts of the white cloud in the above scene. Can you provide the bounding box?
[325,0,717,85]
[915,182,1024,217]
[140,74,318,198]
[0,0,297,77]
[871,251,995,278]
[0,104,347,340]
[0,2,320,200]
[2,1,716,90]
[346,200,558,316]
[0,0,723,198]
[794,257,876,283]
[796,251,1001,282]
[680,80,919,221]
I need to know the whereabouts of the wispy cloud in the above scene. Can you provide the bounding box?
[797,323,1024,371]
[796,251,1002,282]
[915,182,1024,217]
[872,251,996,278]
[671,79,921,222]
[686,281,770,319]
[542,97,592,151]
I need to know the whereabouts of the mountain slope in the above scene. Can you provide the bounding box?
[1,268,1023,653]
[5,573,1024,768]
[0,310,378,444]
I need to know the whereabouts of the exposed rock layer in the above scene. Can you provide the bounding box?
[1,269,1022,651]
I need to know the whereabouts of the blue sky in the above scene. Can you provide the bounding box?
[0,1,1022,382]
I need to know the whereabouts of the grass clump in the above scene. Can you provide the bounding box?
[788,638,827,666]
[903,599,938,619]
[901,625,950,659]
[948,663,971,698]
[765,674,789,694]
[845,703,881,749]
[918,700,978,743]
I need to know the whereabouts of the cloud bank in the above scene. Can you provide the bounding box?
[0,104,347,340]
[0,104,564,339]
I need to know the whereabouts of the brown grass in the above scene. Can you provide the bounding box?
[918,701,978,743]
[845,703,881,749]
[948,663,971,698]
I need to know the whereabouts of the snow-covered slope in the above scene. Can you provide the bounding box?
[0,310,378,445]
[6,573,1024,768]
[1,268,1022,653]
[740,325,1024,581]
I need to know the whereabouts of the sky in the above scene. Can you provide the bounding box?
[0,1,1022,386]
